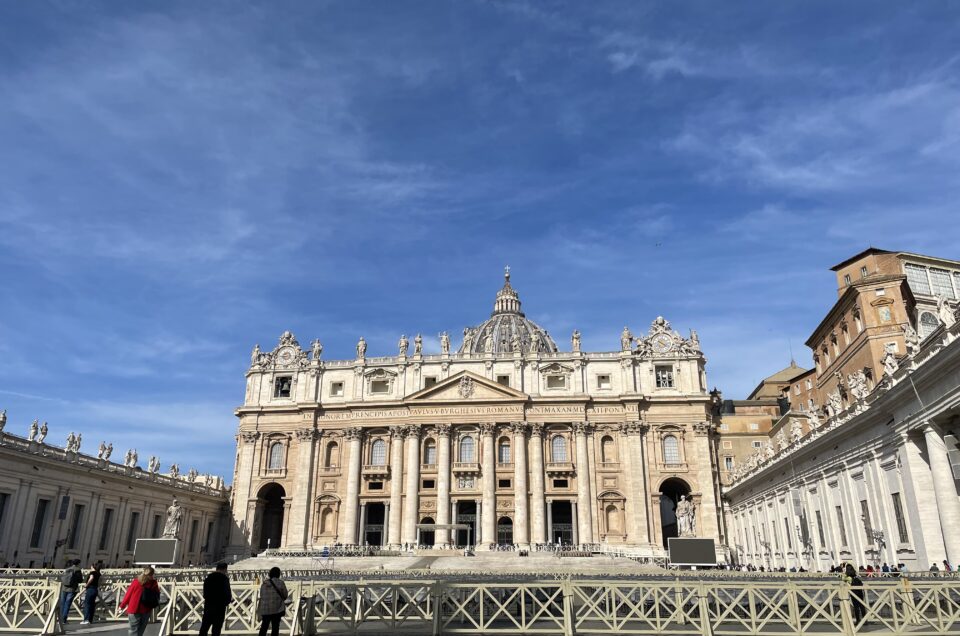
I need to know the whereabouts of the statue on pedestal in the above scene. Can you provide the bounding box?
[311,339,323,361]
[38,422,48,444]
[414,333,423,355]
[398,334,408,357]
[676,495,696,537]
[103,443,113,461]
[356,337,367,359]
[620,327,633,352]
[162,498,183,538]
[902,324,920,356]
[937,295,956,328]
[571,330,581,353]
[882,344,899,378]
[440,332,450,355]
[0,409,6,432]
[28,419,38,442]
[66,432,77,452]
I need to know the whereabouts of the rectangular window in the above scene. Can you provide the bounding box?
[816,510,826,546]
[30,499,50,548]
[722,441,732,449]
[597,375,611,389]
[836,506,847,547]
[843,274,852,285]
[125,512,141,552]
[188,519,199,552]
[892,493,909,543]
[655,366,674,388]
[875,288,886,296]
[749,422,759,431]
[806,379,812,390]
[368,482,384,491]
[498,478,512,489]
[552,478,569,489]
[495,374,510,387]
[860,499,872,543]
[860,266,868,278]
[546,375,566,389]
[273,376,292,398]
[930,268,956,299]
[719,423,728,431]
[784,518,793,549]
[724,457,734,470]
[423,377,437,388]
[205,521,214,551]
[68,504,85,550]
[99,508,114,551]
[904,263,932,295]
[752,441,763,449]
[370,380,390,394]
[771,521,780,550]
[152,514,163,538]
[421,479,436,490]
[330,381,344,397]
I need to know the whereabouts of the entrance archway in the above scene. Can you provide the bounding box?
[258,483,286,550]
[659,478,691,548]
[419,517,435,547]
[550,501,574,545]
[497,517,513,546]
[364,503,385,546]
[455,501,476,547]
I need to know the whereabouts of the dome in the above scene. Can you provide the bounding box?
[458,268,559,355]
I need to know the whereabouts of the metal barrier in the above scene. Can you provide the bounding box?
[3,575,959,635]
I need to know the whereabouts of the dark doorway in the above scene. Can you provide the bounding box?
[497,517,513,546]
[455,501,476,547]
[364,502,385,546]
[659,478,691,548]
[258,483,286,550]
[419,517,435,547]
[550,500,574,545]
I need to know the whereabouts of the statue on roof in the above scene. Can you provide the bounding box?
[0,409,5,432]
[461,328,472,352]
[902,323,920,356]
[620,327,633,352]
[882,343,899,377]
[398,334,409,357]
[571,330,581,353]
[311,339,323,361]
[38,422,48,444]
[356,336,367,359]
[28,419,38,441]
[251,344,261,366]
[440,332,450,355]
[936,294,956,328]
[414,334,423,355]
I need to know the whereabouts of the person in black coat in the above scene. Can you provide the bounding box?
[200,563,232,636]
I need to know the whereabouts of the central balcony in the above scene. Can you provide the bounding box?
[545,461,574,473]
[362,464,390,477]
[452,462,480,473]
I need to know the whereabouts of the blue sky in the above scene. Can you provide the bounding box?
[1,2,959,480]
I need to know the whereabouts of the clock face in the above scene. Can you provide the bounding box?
[651,334,673,354]
[278,347,295,365]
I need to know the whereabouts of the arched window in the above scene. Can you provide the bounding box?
[268,442,284,470]
[601,435,616,463]
[662,435,680,465]
[459,436,475,462]
[370,439,387,465]
[324,442,339,468]
[424,439,437,465]
[551,435,567,462]
[919,312,939,339]
[498,438,511,464]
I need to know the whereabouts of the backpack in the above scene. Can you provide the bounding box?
[140,585,160,610]
[61,567,79,589]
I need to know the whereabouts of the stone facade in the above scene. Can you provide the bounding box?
[0,425,229,568]
[229,272,725,557]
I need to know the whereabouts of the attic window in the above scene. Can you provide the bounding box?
[330,381,344,397]
[496,375,510,387]
[424,377,437,388]
[273,376,292,398]
[597,375,611,390]
[370,380,390,394]
[843,274,852,286]
[546,375,566,389]
[860,266,868,278]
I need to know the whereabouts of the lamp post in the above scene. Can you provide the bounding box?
[861,515,885,567]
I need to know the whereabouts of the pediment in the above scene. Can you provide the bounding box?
[405,371,528,402]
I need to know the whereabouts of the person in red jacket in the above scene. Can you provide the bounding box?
[120,567,160,636]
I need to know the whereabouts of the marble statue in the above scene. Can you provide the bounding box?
[103,443,113,461]
[251,344,261,365]
[398,334,408,357]
[0,409,6,432]
[764,441,775,460]
[776,430,788,452]
[461,328,472,352]
[937,294,956,328]
[170,464,180,478]
[689,329,701,351]
[882,344,899,377]
[28,419,38,442]
[38,422,48,444]
[125,449,138,468]
[483,333,494,353]
[98,441,106,459]
[902,323,920,356]
[848,370,868,401]
[311,339,323,360]
[790,419,803,443]
[356,337,367,358]
[148,456,160,474]
[440,332,450,355]
[511,331,522,353]
[620,327,633,352]
[808,409,821,430]
[676,495,696,537]
[571,330,581,353]
[187,468,198,483]
[66,432,77,452]
[828,390,843,417]
[414,334,423,355]
[162,498,183,538]
[74,432,81,452]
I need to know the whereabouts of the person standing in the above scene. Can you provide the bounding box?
[120,566,161,636]
[256,567,288,636]
[80,563,102,625]
[58,559,84,625]
[200,563,232,636]
[843,563,867,625]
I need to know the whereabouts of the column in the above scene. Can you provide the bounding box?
[230,431,260,547]
[382,503,391,547]
[692,422,719,539]
[571,501,579,545]
[512,422,530,548]
[574,422,594,544]
[435,424,452,548]
[529,423,547,544]
[924,423,960,564]
[387,426,405,548]
[288,428,319,549]
[342,427,363,546]
[480,422,497,549]
[547,499,553,542]
[476,499,483,545]
[401,425,421,545]
[358,502,368,545]
[622,421,650,544]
